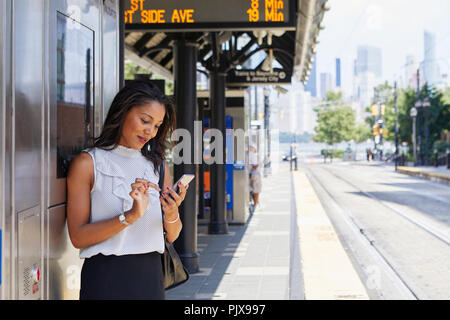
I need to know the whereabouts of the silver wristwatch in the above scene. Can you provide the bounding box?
[119,213,130,226]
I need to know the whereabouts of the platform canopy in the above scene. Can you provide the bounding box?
[123,0,328,86]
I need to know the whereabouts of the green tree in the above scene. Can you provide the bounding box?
[396,87,417,152]
[443,87,450,104]
[124,61,147,80]
[315,91,345,111]
[353,123,372,144]
[421,84,450,158]
[364,81,396,141]
[124,61,174,95]
[390,84,449,161]
[360,81,449,162]
[325,91,344,104]
[313,93,356,146]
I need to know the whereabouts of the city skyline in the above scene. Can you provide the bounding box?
[315,0,450,97]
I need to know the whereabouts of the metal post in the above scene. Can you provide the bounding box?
[254,86,258,121]
[208,70,228,234]
[410,107,418,166]
[85,48,92,146]
[394,82,399,170]
[290,143,293,171]
[424,100,430,166]
[198,100,205,220]
[172,38,199,273]
[416,69,422,165]
[413,116,417,166]
[263,87,270,176]
[434,149,438,167]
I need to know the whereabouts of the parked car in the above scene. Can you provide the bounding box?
[282,153,297,161]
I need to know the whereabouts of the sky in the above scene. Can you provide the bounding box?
[314,0,450,97]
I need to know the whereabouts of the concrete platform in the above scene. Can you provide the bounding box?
[166,163,369,300]
[167,164,292,300]
[292,170,369,300]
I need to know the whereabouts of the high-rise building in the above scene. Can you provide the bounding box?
[352,59,359,98]
[275,81,318,135]
[356,45,382,78]
[297,87,318,134]
[353,59,358,77]
[355,72,378,113]
[404,55,420,89]
[442,74,449,88]
[320,72,333,99]
[352,45,383,116]
[336,58,341,88]
[423,30,440,86]
[304,57,317,97]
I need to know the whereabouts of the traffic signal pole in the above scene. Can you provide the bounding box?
[394,82,399,170]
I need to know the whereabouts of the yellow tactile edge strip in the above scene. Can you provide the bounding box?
[293,170,369,300]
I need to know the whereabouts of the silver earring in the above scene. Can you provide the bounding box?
[147,143,151,152]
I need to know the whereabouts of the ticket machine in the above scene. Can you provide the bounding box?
[197,90,250,225]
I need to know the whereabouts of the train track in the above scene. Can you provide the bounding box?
[303,165,430,300]
[320,165,450,246]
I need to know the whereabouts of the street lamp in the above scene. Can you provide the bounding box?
[410,107,418,166]
[394,82,399,170]
[422,98,431,166]
[415,97,431,165]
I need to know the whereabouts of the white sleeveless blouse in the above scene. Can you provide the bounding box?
[79,145,164,259]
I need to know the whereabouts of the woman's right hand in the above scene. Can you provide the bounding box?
[127,179,160,222]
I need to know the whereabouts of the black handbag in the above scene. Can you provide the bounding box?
[158,161,190,290]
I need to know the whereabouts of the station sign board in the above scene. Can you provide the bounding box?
[124,0,296,31]
[226,68,292,86]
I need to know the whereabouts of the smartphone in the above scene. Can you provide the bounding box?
[172,174,195,193]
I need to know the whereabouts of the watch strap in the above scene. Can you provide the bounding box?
[119,213,130,226]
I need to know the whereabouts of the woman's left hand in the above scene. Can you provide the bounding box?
[175,182,188,207]
[160,183,189,215]
[165,183,188,207]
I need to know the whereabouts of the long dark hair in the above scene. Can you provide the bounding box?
[91,80,176,173]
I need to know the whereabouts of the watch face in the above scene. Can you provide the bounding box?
[119,214,129,225]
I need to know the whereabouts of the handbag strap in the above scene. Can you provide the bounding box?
[158,160,165,223]
[158,160,165,191]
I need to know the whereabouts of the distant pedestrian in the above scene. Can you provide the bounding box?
[367,148,373,162]
[249,144,262,209]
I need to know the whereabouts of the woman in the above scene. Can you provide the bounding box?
[249,144,261,209]
[67,81,187,300]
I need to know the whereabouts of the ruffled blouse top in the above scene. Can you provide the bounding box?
[79,145,164,259]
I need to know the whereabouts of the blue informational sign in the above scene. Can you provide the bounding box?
[204,116,234,211]
[226,116,233,211]
[233,160,245,170]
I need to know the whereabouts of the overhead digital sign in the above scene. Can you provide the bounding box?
[124,0,296,31]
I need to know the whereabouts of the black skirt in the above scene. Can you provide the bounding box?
[80,252,165,300]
